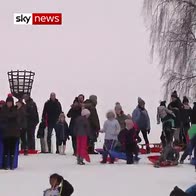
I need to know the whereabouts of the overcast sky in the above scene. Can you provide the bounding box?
[0,0,162,142]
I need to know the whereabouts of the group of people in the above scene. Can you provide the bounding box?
[1,89,196,168]
[156,91,196,167]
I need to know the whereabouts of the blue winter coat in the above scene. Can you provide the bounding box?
[132,106,150,130]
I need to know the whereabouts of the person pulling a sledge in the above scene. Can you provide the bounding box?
[118,119,140,164]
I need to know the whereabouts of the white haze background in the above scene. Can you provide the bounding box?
[0,0,162,142]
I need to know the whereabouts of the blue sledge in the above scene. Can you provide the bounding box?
[0,133,19,169]
[109,150,140,162]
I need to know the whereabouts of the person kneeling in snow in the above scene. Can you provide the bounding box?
[43,173,74,196]
[118,119,140,164]
[154,143,179,168]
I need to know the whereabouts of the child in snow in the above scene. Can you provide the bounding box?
[157,101,176,148]
[118,119,140,164]
[73,109,91,165]
[56,113,69,155]
[43,173,74,196]
[100,110,121,164]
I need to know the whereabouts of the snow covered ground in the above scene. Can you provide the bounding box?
[0,137,195,196]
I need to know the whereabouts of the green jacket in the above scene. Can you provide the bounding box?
[188,125,196,139]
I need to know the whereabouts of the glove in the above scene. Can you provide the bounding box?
[147,129,150,134]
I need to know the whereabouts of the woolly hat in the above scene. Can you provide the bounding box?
[183,96,189,104]
[0,100,5,105]
[138,97,145,105]
[81,109,90,117]
[89,95,97,106]
[115,102,122,111]
[171,91,178,98]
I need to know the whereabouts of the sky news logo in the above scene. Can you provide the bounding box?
[14,13,62,25]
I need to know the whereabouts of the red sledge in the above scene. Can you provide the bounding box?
[148,155,178,167]
[139,143,162,154]
[19,150,40,155]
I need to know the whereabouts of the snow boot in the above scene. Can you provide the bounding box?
[146,146,151,154]
[58,146,64,155]
[10,155,15,170]
[3,155,8,170]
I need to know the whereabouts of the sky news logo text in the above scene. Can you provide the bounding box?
[14,13,62,25]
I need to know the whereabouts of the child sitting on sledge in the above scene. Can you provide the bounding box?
[56,113,70,155]
[43,173,74,196]
[100,110,121,164]
[118,119,140,164]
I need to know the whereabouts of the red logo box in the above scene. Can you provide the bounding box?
[32,13,62,25]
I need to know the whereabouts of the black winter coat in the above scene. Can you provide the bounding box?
[67,106,81,135]
[17,105,27,129]
[26,98,39,128]
[56,121,69,141]
[42,99,62,125]
[191,105,196,124]
[0,106,20,138]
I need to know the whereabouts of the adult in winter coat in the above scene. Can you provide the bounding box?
[56,113,69,155]
[1,96,19,170]
[73,109,91,165]
[132,97,151,153]
[181,96,192,145]
[84,95,100,154]
[23,94,39,150]
[118,119,140,164]
[43,173,74,196]
[115,102,128,130]
[168,91,182,145]
[180,102,196,164]
[16,100,28,155]
[42,93,62,153]
[67,95,84,155]
[100,111,121,164]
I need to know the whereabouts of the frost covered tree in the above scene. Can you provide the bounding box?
[143,0,196,100]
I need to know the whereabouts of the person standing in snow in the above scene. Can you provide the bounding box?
[118,119,140,164]
[16,100,28,155]
[168,91,182,145]
[157,101,175,148]
[23,94,39,151]
[43,173,74,196]
[100,110,121,164]
[180,102,196,164]
[83,95,100,154]
[73,109,91,165]
[115,102,128,130]
[67,94,84,155]
[56,113,69,155]
[42,93,62,153]
[0,95,19,170]
[132,97,151,153]
[181,96,192,145]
